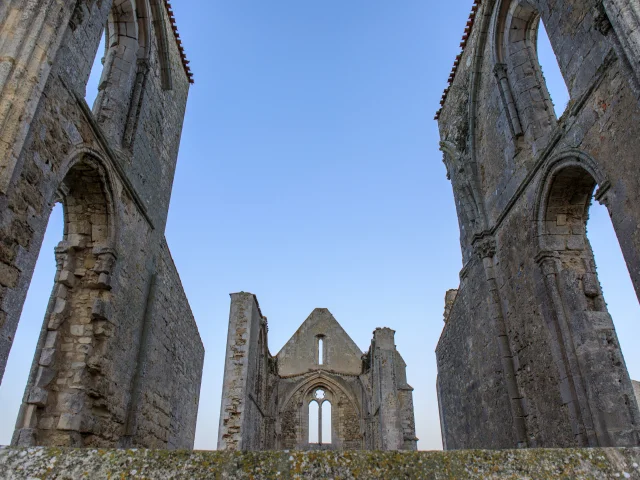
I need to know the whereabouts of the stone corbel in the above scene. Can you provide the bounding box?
[594,180,611,210]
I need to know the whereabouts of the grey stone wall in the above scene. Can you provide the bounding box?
[0,0,202,449]
[278,308,363,377]
[217,294,418,451]
[3,446,640,479]
[217,292,271,451]
[436,0,640,450]
[123,240,204,450]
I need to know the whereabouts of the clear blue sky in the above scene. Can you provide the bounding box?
[0,1,638,451]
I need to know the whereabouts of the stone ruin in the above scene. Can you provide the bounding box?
[2,0,640,476]
[0,0,203,448]
[217,292,418,451]
[435,0,640,450]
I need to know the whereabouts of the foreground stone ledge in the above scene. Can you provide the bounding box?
[1,446,639,479]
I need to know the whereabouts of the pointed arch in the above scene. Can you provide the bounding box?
[491,0,557,147]
[12,151,119,447]
[533,150,640,447]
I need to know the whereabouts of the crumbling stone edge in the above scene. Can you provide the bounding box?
[1,446,639,479]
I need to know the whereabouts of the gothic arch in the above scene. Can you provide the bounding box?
[280,372,361,419]
[56,147,119,247]
[534,149,607,252]
[279,372,363,449]
[13,151,120,447]
[491,0,556,144]
[94,0,152,146]
[532,150,640,447]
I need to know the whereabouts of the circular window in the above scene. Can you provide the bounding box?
[315,389,325,400]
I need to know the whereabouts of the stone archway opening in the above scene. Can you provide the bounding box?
[538,162,639,446]
[308,388,332,446]
[587,199,640,382]
[11,156,117,447]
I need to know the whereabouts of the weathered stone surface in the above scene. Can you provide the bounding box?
[217,293,417,452]
[436,0,640,450]
[0,0,203,449]
[2,446,640,479]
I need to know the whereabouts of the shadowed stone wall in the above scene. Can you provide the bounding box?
[436,0,640,450]
[0,0,203,449]
[217,292,418,451]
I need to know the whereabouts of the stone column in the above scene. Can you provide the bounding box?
[372,327,403,451]
[474,235,530,448]
[536,250,640,447]
[217,292,263,451]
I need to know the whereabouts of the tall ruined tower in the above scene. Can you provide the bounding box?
[435,0,640,449]
[217,292,418,451]
[0,0,203,448]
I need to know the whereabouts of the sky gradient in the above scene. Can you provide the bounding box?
[1,1,638,451]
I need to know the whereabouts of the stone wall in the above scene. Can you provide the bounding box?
[217,292,273,451]
[3,446,640,479]
[217,294,418,451]
[0,0,202,449]
[436,0,640,449]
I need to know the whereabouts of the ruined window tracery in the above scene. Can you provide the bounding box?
[308,400,319,443]
[308,389,332,445]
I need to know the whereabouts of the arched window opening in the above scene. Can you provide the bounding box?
[91,0,151,145]
[308,389,332,445]
[317,336,324,365]
[0,204,64,445]
[9,157,116,447]
[308,400,319,443]
[322,401,332,444]
[587,201,640,381]
[85,30,106,110]
[538,164,639,441]
[536,20,570,118]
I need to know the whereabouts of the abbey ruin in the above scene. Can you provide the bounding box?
[436,0,640,450]
[3,0,640,476]
[0,0,203,448]
[217,292,418,451]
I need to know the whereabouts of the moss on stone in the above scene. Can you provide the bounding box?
[1,446,640,479]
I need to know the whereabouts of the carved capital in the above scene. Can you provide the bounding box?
[493,63,508,80]
[535,251,559,275]
[473,234,496,259]
[136,59,151,73]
